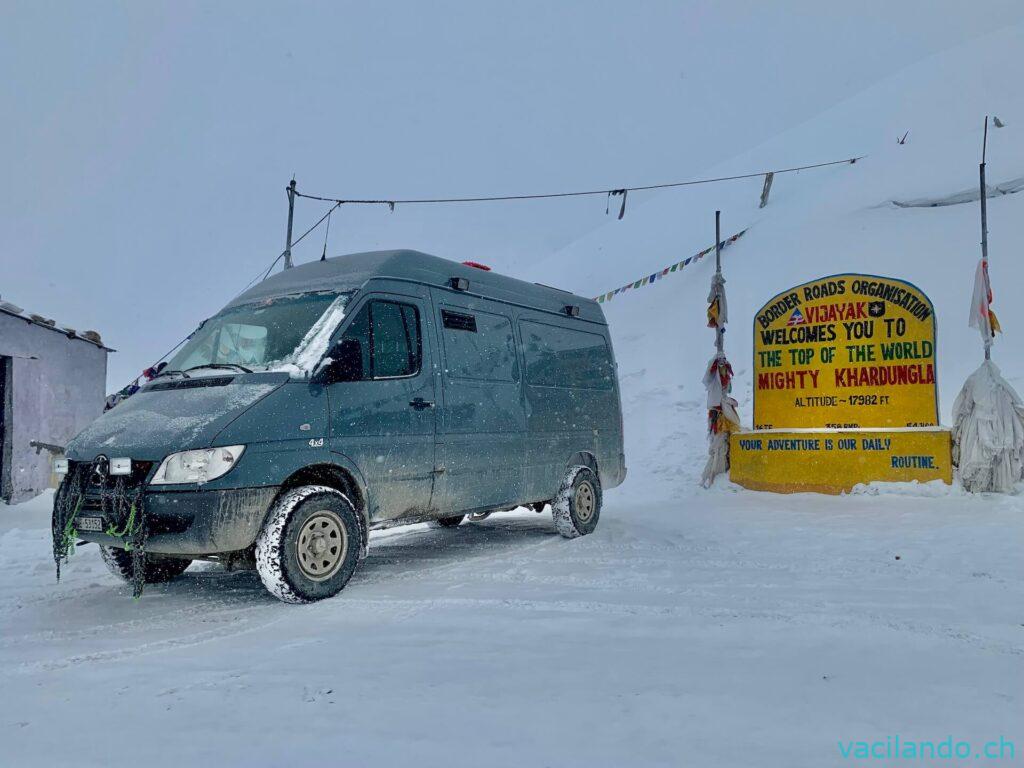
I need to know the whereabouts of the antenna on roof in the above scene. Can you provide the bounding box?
[321,208,333,262]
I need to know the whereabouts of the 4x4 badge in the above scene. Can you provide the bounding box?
[308,438,325,448]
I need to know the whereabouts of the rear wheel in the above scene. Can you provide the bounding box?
[255,485,362,604]
[427,515,465,529]
[100,546,191,584]
[552,466,602,538]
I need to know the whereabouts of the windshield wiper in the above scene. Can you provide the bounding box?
[149,368,190,381]
[182,363,254,374]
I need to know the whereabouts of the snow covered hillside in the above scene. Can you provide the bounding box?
[1,20,1022,768]
[535,21,1024,496]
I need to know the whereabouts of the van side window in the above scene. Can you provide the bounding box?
[520,320,614,390]
[339,300,421,380]
[440,307,517,382]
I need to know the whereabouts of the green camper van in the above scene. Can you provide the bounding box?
[55,251,626,602]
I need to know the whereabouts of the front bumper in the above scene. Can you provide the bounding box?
[75,486,278,555]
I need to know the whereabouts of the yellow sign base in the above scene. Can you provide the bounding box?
[729,427,952,494]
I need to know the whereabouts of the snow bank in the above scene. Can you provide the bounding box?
[846,478,969,498]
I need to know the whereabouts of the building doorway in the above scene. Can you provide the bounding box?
[0,356,10,502]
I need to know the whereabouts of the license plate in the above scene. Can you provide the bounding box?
[77,516,104,532]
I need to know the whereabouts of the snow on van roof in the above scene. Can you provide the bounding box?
[227,249,605,324]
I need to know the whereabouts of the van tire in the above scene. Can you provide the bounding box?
[255,485,362,604]
[427,515,464,529]
[100,546,191,584]
[552,466,602,539]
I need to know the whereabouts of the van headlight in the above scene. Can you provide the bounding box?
[151,445,245,485]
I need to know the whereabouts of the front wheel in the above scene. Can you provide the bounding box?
[552,466,602,538]
[255,485,362,604]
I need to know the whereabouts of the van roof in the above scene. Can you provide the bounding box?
[228,249,605,324]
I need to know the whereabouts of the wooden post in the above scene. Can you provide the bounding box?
[980,117,991,361]
[715,210,724,356]
[283,179,297,270]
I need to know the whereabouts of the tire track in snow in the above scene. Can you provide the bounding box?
[5,603,287,675]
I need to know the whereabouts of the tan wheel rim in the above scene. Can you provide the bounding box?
[574,481,596,524]
[297,511,348,582]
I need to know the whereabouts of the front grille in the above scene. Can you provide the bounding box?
[80,496,104,513]
[56,458,153,543]
[62,458,154,514]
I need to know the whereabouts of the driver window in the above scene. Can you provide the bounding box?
[372,302,420,377]
[336,300,420,381]
[338,304,371,380]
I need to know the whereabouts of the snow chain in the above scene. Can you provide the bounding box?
[52,471,85,581]
[52,469,150,598]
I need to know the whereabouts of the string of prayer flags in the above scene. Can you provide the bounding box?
[593,229,746,303]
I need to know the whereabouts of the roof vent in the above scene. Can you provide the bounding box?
[563,305,581,318]
[461,261,491,271]
[449,277,470,291]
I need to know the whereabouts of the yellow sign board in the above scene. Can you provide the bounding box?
[729,429,952,494]
[752,274,938,429]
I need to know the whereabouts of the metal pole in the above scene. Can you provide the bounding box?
[283,178,297,270]
[980,118,990,360]
[715,209,724,355]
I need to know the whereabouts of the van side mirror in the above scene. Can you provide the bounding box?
[318,337,364,383]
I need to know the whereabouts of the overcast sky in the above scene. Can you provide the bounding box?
[3,1,1023,387]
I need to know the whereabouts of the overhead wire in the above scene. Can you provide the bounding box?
[116,152,863,394]
[292,156,862,207]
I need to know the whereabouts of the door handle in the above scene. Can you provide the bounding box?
[409,397,435,410]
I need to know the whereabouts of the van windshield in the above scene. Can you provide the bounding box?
[167,291,352,373]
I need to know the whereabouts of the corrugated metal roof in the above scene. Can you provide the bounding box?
[0,300,113,351]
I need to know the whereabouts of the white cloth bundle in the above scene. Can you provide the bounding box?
[952,360,1024,492]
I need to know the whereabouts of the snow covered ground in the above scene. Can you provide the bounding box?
[3,17,1024,768]
[2,485,1021,767]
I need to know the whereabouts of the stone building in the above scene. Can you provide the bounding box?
[0,300,109,504]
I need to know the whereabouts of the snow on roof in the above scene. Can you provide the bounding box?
[228,249,605,324]
[0,299,113,351]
